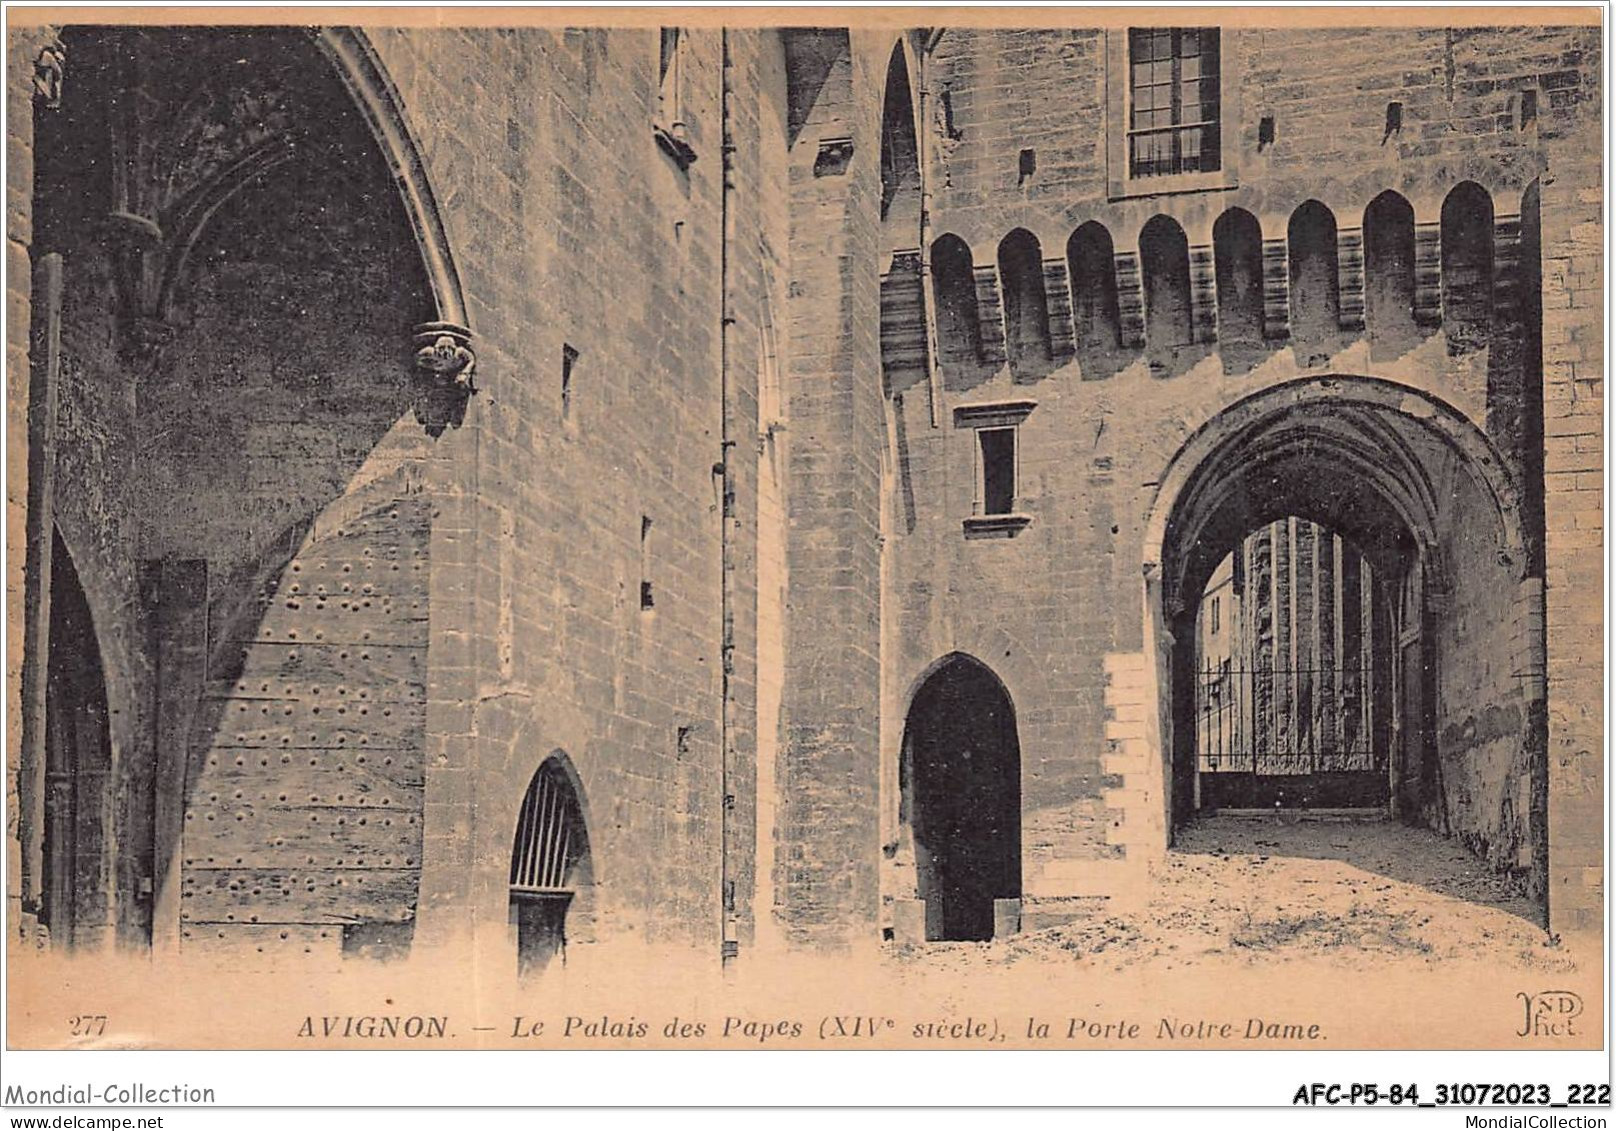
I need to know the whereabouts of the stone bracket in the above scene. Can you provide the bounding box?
[1337,226,1367,331]
[1042,257,1077,366]
[1413,221,1443,328]
[1113,250,1146,349]
[414,321,478,393]
[1261,237,1291,340]
[33,39,66,109]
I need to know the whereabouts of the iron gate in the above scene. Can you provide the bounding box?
[1196,660,1389,809]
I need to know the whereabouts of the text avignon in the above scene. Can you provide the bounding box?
[298,1015,449,1039]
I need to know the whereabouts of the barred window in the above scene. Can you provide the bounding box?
[1128,28,1221,178]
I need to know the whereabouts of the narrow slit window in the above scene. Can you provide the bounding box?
[639,516,655,610]
[561,343,578,421]
[659,29,683,129]
[978,428,1017,516]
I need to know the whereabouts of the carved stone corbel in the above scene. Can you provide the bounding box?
[33,39,65,109]
[413,321,477,393]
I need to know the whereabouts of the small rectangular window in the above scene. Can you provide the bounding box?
[1127,28,1221,178]
[1210,595,1221,634]
[954,401,1035,537]
[978,428,1016,516]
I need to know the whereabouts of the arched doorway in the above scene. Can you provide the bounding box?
[41,530,114,950]
[1146,378,1540,895]
[900,654,1021,941]
[508,754,593,976]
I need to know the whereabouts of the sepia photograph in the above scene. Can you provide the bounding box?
[1,3,1606,1098]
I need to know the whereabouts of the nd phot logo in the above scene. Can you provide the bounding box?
[1516,990,1583,1038]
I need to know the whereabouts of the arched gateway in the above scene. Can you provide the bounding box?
[1143,377,1542,887]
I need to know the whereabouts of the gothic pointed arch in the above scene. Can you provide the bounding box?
[1142,376,1535,842]
[899,652,1021,942]
[312,29,470,335]
[312,29,474,379]
[509,750,596,975]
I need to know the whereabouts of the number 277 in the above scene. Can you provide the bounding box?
[69,1015,107,1037]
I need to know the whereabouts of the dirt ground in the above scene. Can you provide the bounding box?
[890,812,1584,976]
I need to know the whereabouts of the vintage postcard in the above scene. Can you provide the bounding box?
[2,2,1606,1085]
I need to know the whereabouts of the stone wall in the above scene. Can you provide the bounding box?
[5,18,1601,957]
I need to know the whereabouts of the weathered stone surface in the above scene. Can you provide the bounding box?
[6,21,1600,960]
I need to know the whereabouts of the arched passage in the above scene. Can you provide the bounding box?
[1145,378,1541,904]
[41,530,114,950]
[508,752,595,975]
[21,26,474,957]
[900,654,1021,941]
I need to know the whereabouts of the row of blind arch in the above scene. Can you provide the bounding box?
[926,181,1515,377]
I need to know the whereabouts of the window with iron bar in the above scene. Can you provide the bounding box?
[1127,28,1221,178]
